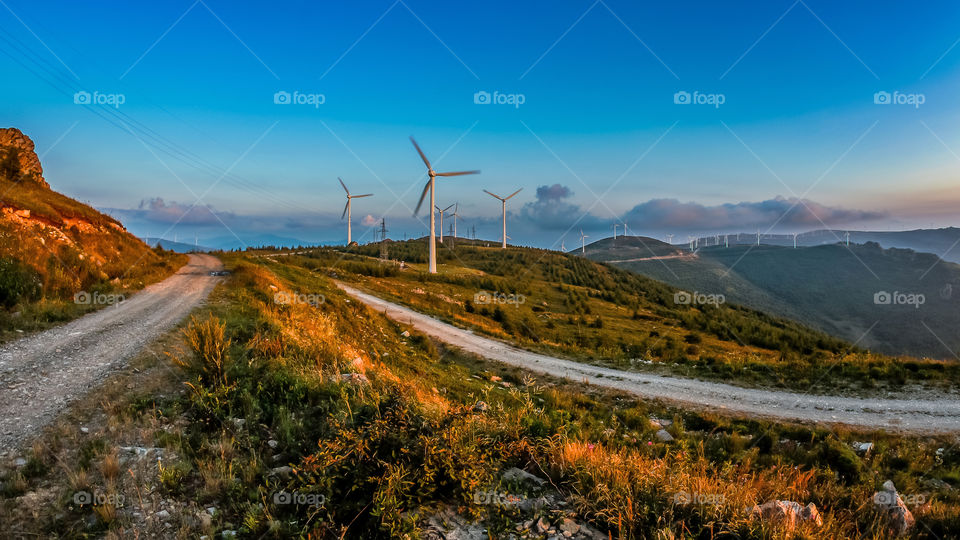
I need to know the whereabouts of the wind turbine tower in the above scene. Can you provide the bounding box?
[339,177,373,245]
[666,234,674,244]
[484,188,523,249]
[579,229,589,254]
[411,136,480,273]
[793,232,798,248]
[612,223,618,239]
[435,203,454,244]
[845,231,850,246]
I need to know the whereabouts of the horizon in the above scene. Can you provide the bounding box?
[3,0,960,248]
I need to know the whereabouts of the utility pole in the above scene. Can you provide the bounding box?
[379,218,389,260]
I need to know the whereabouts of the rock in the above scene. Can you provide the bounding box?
[0,128,48,188]
[853,441,874,455]
[501,467,547,487]
[231,418,245,428]
[401,331,410,337]
[872,481,915,536]
[13,457,27,467]
[155,509,171,521]
[559,518,579,535]
[650,417,672,427]
[536,517,551,533]
[221,531,237,539]
[340,372,369,385]
[472,401,489,413]
[269,466,294,479]
[267,439,278,449]
[749,500,823,530]
[655,429,674,442]
[79,427,89,434]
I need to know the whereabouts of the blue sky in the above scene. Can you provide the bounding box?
[2,0,960,248]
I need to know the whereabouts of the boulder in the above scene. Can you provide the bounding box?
[872,481,915,536]
[0,128,48,188]
[655,429,674,442]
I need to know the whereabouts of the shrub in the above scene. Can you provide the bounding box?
[178,315,232,387]
[0,256,41,308]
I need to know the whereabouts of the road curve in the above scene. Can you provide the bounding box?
[338,283,960,434]
[0,254,223,454]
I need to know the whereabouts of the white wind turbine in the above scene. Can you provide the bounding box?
[666,234,674,244]
[612,223,618,239]
[449,203,461,240]
[484,188,522,249]
[623,221,629,237]
[844,231,850,246]
[435,203,454,244]
[793,232,798,248]
[688,235,695,251]
[561,239,566,252]
[339,177,372,245]
[756,230,761,246]
[724,234,729,248]
[579,229,589,254]
[411,136,480,273]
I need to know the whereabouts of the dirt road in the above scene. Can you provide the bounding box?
[339,283,960,434]
[0,254,222,454]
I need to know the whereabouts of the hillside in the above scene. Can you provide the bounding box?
[591,241,960,359]
[251,240,959,393]
[0,127,185,336]
[570,235,685,261]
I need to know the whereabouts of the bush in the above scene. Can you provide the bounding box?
[0,256,41,308]
[178,315,232,387]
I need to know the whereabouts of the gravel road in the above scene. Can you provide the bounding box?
[339,283,960,434]
[0,254,222,454]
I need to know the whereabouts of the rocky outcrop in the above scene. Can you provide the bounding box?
[0,127,48,188]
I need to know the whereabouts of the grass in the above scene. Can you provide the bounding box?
[268,242,958,393]
[0,175,186,339]
[3,251,959,538]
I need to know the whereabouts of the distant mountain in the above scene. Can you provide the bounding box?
[205,234,320,251]
[142,237,214,253]
[585,239,960,359]
[569,235,684,260]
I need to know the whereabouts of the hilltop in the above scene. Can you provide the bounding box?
[586,240,960,359]
[0,128,184,336]
[259,239,958,393]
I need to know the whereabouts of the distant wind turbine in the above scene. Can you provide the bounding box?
[484,188,522,249]
[339,177,373,245]
[793,232,798,248]
[411,136,480,273]
[666,234,674,244]
[435,203,454,244]
[612,223,618,239]
[579,229,589,254]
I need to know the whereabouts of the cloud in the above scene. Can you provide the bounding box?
[621,196,886,232]
[517,183,603,231]
[361,214,378,226]
[135,198,230,226]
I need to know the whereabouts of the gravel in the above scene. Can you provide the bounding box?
[0,255,222,454]
[338,282,960,434]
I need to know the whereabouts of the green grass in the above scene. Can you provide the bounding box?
[270,242,958,393]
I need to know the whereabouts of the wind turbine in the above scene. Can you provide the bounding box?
[435,203,454,244]
[339,178,373,245]
[793,232,798,248]
[411,136,480,273]
[724,234,729,248]
[449,203,461,241]
[484,188,522,249]
[612,223,618,239]
[623,221,629,237]
[688,235,695,252]
[579,229,589,254]
[666,234,674,244]
[844,231,850,246]
[756,230,761,246]
[561,239,566,252]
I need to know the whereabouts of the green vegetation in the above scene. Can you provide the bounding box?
[0,174,185,339]
[272,241,958,392]
[6,251,957,538]
[606,242,960,359]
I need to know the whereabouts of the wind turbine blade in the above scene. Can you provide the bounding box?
[353,193,373,198]
[504,188,523,200]
[341,200,349,220]
[483,189,503,200]
[414,180,431,215]
[442,203,455,212]
[410,136,431,170]
[338,177,349,196]
[436,170,481,177]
